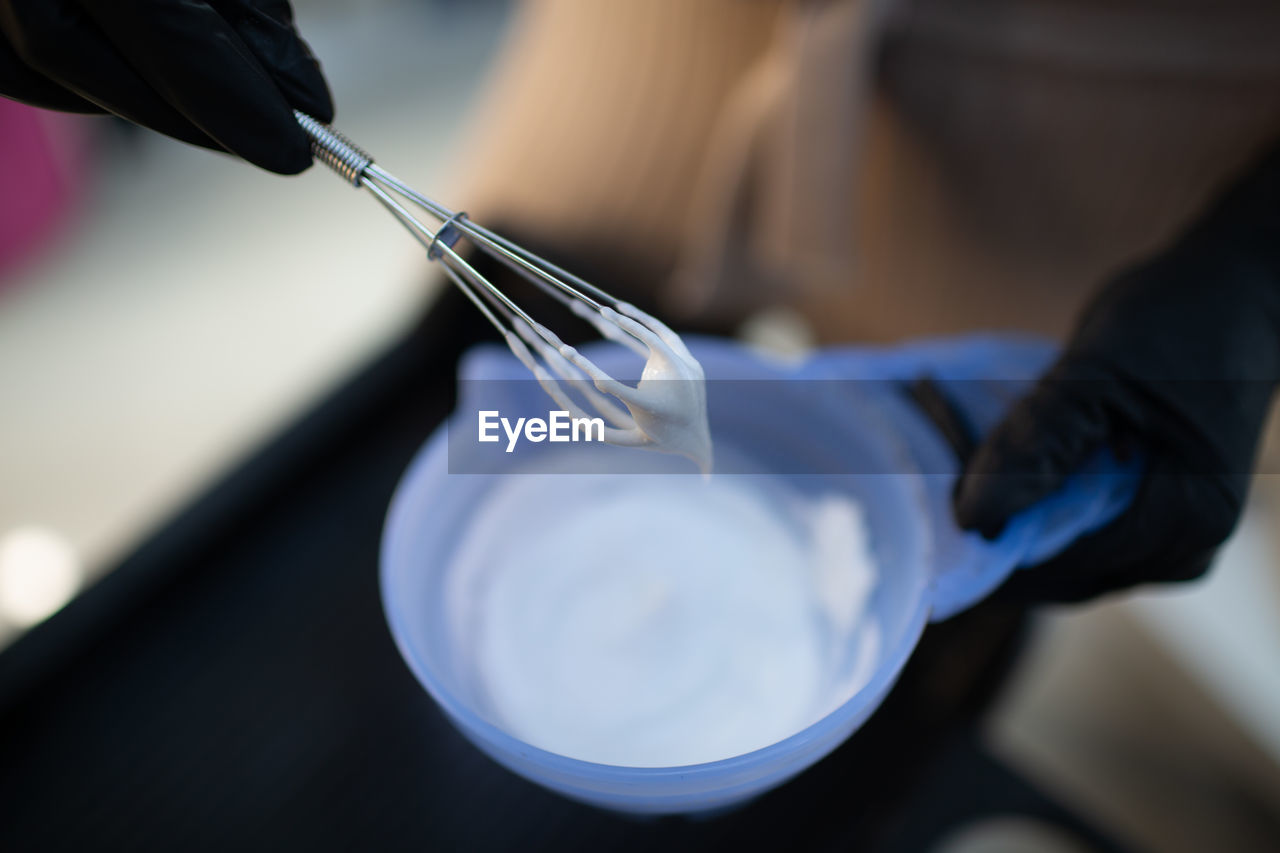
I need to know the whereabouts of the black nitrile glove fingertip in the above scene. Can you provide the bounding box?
[265,39,332,123]
[261,124,314,174]
[290,77,332,124]
[220,111,314,174]
[952,472,1009,538]
[952,419,1061,538]
[953,468,1058,539]
[229,7,334,123]
[953,366,1118,538]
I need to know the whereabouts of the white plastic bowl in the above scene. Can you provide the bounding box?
[381,336,1136,813]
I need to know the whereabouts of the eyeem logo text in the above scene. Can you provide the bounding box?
[478,410,606,453]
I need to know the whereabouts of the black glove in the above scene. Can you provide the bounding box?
[953,141,1280,603]
[0,0,331,174]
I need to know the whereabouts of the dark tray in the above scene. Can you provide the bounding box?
[0,288,1127,852]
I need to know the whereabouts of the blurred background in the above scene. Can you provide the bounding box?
[1,1,1278,850]
[0,0,510,640]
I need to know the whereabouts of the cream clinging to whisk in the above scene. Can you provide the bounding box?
[296,112,712,473]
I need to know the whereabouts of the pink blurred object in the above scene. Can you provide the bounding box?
[0,99,94,286]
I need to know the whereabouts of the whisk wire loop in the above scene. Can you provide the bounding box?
[298,111,584,345]
[295,110,703,454]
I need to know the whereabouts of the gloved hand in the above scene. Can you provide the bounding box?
[0,0,331,174]
[953,141,1280,602]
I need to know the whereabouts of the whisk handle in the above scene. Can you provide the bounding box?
[295,111,373,186]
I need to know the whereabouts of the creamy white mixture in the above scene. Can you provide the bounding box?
[446,473,880,767]
[508,301,713,474]
[600,306,713,475]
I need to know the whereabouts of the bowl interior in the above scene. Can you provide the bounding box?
[382,375,934,771]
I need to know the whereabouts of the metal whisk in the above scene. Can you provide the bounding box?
[294,112,710,467]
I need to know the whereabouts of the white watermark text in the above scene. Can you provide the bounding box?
[478,410,606,452]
